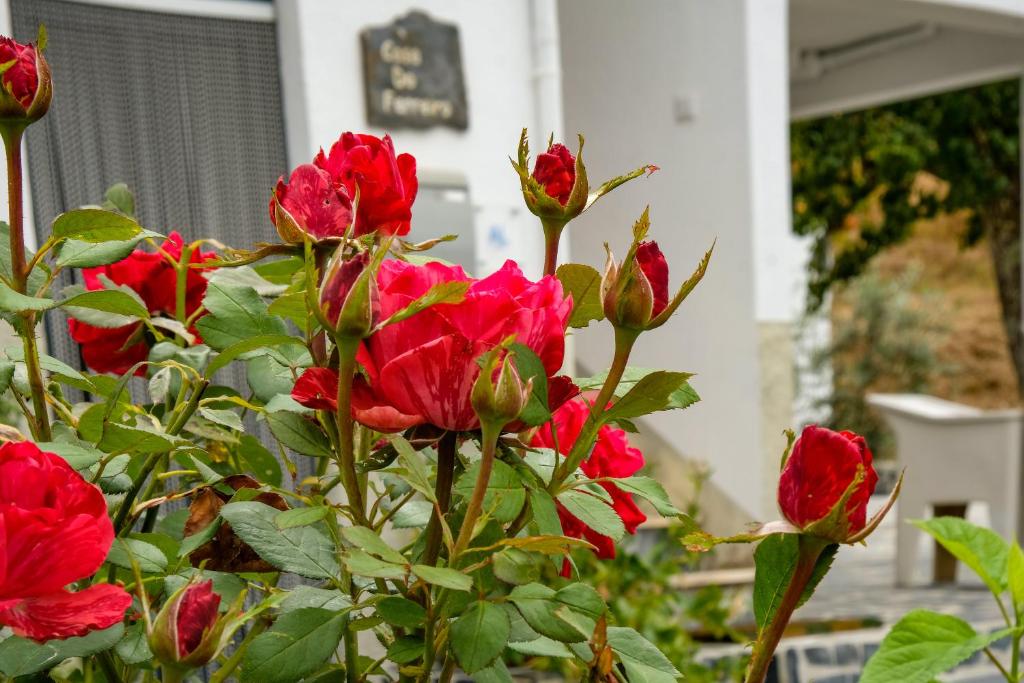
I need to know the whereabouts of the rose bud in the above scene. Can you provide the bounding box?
[777,425,897,543]
[320,248,379,338]
[269,163,353,243]
[514,133,588,225]
[149,579,229,672]
[471,350,532,430]
[0,31,51,127]
[600,209,713,334]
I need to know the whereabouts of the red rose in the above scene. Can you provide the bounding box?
[269,164,353,242]
[68,232,216,375]
[531,396,646,574]
[314,132,417,237]
[531,143,576,205]
[0,442,131,641]
[293,259,573,432]
[777,425,879,538]
[0,35,50,122]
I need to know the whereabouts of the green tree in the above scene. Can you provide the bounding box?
[791,79,1021,394]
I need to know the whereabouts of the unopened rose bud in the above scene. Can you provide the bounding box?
[0,32,51,127]
[269,164,353,243]
[601,210,712,334]
[149,579,227,672]
[777,426,883,543]
[320,249,378,338]
[471,353,532,429]
[514,132,588,226]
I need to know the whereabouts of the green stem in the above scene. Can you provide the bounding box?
[20,317,50,440]
[451,422,499,559]
[1,126,50,441]
[174,243,194,324]
[541,218,565,277]
[552,327,636,485]
[421,431,457,567]
[984,646,1013,682]
[334,336,366,523]
[744,536,827,683]
[1010,632,1020,681]
[344,612,359,683]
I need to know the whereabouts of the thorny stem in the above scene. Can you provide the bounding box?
[744,536,828,683]
[422,431,457,567]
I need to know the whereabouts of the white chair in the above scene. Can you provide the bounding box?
[867,393,1023,586]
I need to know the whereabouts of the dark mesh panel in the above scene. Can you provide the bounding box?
[12,0,286,366]
[10,1,310,489]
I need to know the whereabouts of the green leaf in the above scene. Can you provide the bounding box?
[508,583,586,643]
[391,500,433,528]
[391,436,437,503]
[106,538,168,573]
[341,526,407,564]
[611,476,681,516]
[473,660,515,683]
[37,441,103,470]
[600,370,698,421]
[102,182,136,217]
[207,333,305,377]
[913,517,1009,595]
[266,411,331,457]
[557,489,624,540]
[344,549,407,579]
[115,622,152,665]
[0,636,59,677]
[451,601,511,674]
[52,208,143,242]
[453,458,525,523]
[275,506,330,530]
[220,501,340,579]
[377,596,427,629]
[279,586,352,614]
[235,434,282,486]
[57,232,155,268]
[508,635,573,658]
[387,636,424,664]
[61,288,150,320]
[199,407,244,432]
[752,535,837,630]
[247,355,298,402]
[412,564,473,591]
[242,608,346,683]
[556,263,604,328]
[0,279,55,312]
[1010,542,1024,616]
[861,610,1014,683]
[509,342,551,427]
[493,548,540,585]
[0,222,46,294]
[195,282,287,350]
[529,489,563,537]
[606,626,681,683]
[98,423,178,455]
[0,359,13,394]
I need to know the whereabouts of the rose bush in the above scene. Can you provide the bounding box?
[0,29,899,683]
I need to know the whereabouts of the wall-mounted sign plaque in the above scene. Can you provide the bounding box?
[361,11,469,130]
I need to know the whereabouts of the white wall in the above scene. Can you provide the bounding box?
[275,0,550,278]
[559,0,792,519]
